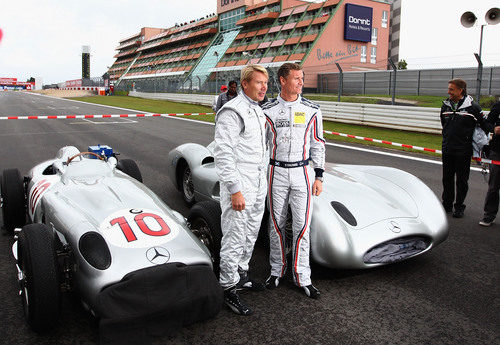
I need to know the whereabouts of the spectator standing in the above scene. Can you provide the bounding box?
[215,81,238,112]
[440,79,487,218]
[480,100,500,226]
[212,85,228,111]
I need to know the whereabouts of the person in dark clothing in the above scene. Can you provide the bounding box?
[479,101,500,226]
[215,80,238,112]
[440,79,486,218]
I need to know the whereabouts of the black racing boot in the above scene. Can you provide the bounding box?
[224,287,253,316]
[302,284,321,299]
[236,273,266,291]
[265,275,282,289]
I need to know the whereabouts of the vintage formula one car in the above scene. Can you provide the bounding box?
[168,142,449,270]
[1,145,222,340]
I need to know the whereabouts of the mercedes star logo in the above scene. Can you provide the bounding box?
[146,246,170,265]
[388,220,401,233]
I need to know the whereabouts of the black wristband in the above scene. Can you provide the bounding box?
[314,168,324,178]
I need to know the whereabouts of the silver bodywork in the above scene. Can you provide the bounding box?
[19,146,212,312]
[168,142,449,269]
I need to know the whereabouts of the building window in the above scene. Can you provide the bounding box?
[371,28,377,45]
[360,46,367,63]
[370,46,377,64]
[382,11,388,28]
[220,7,245,32]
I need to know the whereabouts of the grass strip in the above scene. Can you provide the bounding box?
[69,95,443,156]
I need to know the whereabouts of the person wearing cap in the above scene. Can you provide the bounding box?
[215,81,238,112]
[212,85,228,111]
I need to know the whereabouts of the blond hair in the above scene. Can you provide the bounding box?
[241,64,269,83]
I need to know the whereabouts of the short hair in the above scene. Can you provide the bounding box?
[277,62,302,82]
[448,78,467,96]
[228,80,238,87]
[241,64,268,83]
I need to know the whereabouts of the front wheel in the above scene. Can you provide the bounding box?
[182,165,196,206]
[1,168,26,234]
[117,159,142,182]
[18,223,61,333]
[188,201,222,276]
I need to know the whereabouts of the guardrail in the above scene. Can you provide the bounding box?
[129,91,481,134]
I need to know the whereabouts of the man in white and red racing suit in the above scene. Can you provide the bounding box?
[263,63,325,298]
[214,65,269,315]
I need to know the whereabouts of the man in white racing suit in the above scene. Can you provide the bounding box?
[214,65,269,315]
[263,63,325,299]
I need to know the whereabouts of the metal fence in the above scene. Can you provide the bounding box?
[130,91,454,134]
[318,66,500,97]
[116,71,283,96]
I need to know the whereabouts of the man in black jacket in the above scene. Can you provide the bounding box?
[479,100,500,226]
[440,79,486,218]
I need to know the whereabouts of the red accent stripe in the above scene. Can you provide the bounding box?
[67,115,76,119]
[119,114,128,117]
[84,115,94,118]
[103,114,111,118]
[382,140,392,145]
[136,114,145,117]
[153,114,161,117]
[48,116,57,119]
[402,144,412,149]
[293,167,312,287]
[268,165,287,276]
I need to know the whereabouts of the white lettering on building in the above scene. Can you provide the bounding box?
[348,15,371,26]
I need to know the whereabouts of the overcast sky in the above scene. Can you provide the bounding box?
[0,0,499,84]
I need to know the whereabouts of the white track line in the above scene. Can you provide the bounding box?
[21,92,484,172]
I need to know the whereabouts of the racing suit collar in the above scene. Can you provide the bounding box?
[278,93,301,106]
[241,90,260,107]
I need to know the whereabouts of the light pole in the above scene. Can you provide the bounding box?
[460,8,500,102]
[213,51,219,94]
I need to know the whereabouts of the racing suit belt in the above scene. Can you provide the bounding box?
[269,158,309,168]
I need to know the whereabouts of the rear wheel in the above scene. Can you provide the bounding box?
[182,165,196,206]
[188,201,222,276]
[117,159,142,182]
[18,223,61,333]
[1,168,26,234]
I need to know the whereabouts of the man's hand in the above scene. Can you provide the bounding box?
[312,180,323,196]
[231,191,245,211]
[494,126,500,135]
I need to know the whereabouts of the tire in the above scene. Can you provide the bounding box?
[117,159,142,182]
[1,168,26,234]
[188,201,222,276]
[181,165,196,206]
[18,223,61,333]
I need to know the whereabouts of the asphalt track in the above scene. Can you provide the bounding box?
[0,91,498,345]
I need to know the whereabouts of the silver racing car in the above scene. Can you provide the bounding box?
[1,145,222,340]
[168,142,449,270]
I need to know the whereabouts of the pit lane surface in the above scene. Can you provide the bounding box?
[0,91,498,345]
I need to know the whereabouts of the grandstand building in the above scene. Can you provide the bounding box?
[108,0,391,92]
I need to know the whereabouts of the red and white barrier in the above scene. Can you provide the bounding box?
[4,112,498,165]
[0,112,213,120]
[323,130,442,154]
[61,87,101,91]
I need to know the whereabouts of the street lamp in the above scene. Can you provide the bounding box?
[213,51,219,94]
[460,7,500,102]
